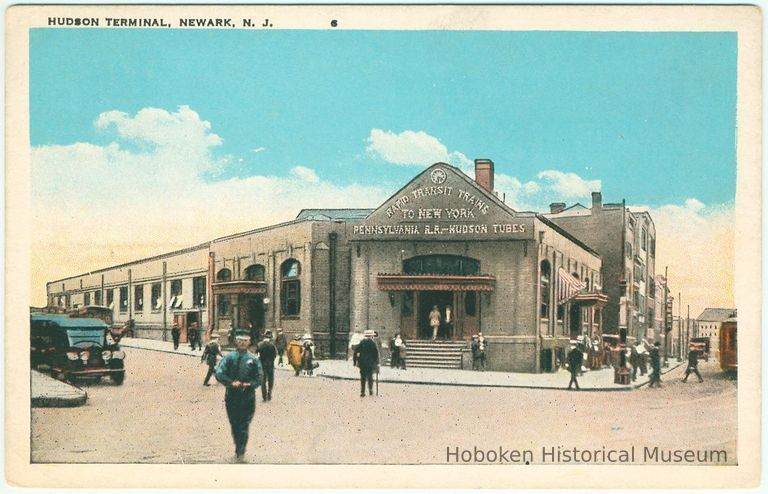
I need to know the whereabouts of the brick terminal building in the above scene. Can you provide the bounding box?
[45,160,649,373]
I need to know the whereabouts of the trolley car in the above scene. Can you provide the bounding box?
[719,317,737,373]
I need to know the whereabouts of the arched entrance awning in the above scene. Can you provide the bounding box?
[212,280,267,295]
[376,273,496,292]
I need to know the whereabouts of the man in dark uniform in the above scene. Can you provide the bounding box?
[274,329,287,366]
[567,344,583,390]
[256,330,277,401]
[201,333,223,386]
[648,341,662,388]
[354,329,379,397]
[171,323,181,350]
[189,322,202,351]
[683,345,704,383]
[215,331,263,461]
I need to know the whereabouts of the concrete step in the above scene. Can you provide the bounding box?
[408,361,462,369]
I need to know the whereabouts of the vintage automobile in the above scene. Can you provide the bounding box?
[689,336,710,362]
[30,313,126,384]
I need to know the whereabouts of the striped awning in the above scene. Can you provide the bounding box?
[212,281,267,295]
[557,267,586,305]
[376,274,496,292]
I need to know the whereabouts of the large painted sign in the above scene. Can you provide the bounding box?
[350,163,535,241]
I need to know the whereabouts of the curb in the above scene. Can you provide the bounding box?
[31,370,88,407]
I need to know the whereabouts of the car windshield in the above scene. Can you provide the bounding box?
[66,328,105,347]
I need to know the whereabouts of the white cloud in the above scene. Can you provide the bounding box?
[631,199,734,317]
[31,107,389,304]
[366,129,456,167]
[536,170,602,198]
[251,147,266,153]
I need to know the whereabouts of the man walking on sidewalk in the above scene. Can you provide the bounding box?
[201,334,223,386]
[256,330,277,401]
[275,329,287,366]
[354,329,379,397]
[567,344,583,390]
[215,332,263,462]
[648,342,663,388]
[171,323,181,350]
[682,346,704,383]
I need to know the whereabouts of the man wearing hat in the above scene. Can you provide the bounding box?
[567,344,583,390]
[171,322,181,350]
[354,329,380,397]
[648,341,663,388]
[274,328,287,366]
[201,333,223,386]
[215,331,263,461]
[256,330,277,401]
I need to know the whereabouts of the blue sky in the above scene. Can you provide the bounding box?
[29,28,738,312]
[31,29,737,206]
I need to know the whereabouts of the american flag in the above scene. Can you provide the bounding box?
[557,267,586,305]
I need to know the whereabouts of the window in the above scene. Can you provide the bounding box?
[218,294,232,317]
[107,289,114,308]
[119,286,128,312]
[403,255,480,276]
[193,276,206,307]
[134,285,144,311]
[171,279,182,296]
[243,264,265,281]
[281,259,301,317]
[634,262,645,285]
[729,329,736,350]
[151,283,162,310]
[650,237,656,257]
[465,292,478,317]
[626,242,633,258]
[217,268,232,282]
[540,261,551,319]
[84,292,91,306]
[94,290,102,306]
[168,279,183,309]
[641,228,648,251]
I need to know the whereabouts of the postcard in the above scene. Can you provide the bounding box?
[5,3,761,489]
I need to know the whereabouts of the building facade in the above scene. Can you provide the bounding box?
[45,160,609,373]
[696,308,738,359]
[545,194,657,343]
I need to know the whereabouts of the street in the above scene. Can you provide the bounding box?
[31,348,737,464]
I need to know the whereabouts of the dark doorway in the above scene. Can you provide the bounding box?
[570,304,581,338]
[418,291,453,339]
[244,296,265,334]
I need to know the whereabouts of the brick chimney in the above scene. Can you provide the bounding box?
[474,159,494,193]
[550,202,566,214]
[591,191,602,213]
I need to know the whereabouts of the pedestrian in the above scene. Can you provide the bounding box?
[201,333,223,386]
[247,322,258,344]
[188,322,201,351]
[682,346,704,383]
[628,344,639,381]
[471,335,480,370]
[301,339,315,376]
[567,344,583,390]
[389,333,400,368]
[256,330,277,401]
[354,329,380,397]
[392,333,406,369]
[648,341,662,388]
[429,305,441,341]
[477,332,489,370]
[444,305,453,339]
[171,323,181,350]
[215,331,263,462]
[274,328,287,366]
[637,340,649,376]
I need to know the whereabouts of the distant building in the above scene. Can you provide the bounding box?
[696,308,737,359]
[545,193,657,343]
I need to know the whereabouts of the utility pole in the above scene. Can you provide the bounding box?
[686,304,690,355]
[677,291,682,361]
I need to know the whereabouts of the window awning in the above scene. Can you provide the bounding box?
[572,292,609,307]
[212,280,268,295]
[376,274,496,292]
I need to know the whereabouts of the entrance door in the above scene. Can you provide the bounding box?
[400,291,417,340]
[569,304,581,338]
[243,296,265,333]
[418,291,453,339]
[457,291,480,339]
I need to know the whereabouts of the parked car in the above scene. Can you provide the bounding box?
[30,313,126,384]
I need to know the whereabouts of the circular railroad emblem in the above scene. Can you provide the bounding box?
[430,168,447,184]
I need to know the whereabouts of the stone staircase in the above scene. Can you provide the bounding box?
[402,340,467,369]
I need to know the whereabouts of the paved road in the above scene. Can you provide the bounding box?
[31,348,736,465]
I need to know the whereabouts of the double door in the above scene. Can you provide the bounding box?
[400,290,480,340]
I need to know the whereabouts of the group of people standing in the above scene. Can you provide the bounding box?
[170,322,202,351]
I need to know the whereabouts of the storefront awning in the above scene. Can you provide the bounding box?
[376,274,496,292]
[572,292,608,307]
[212,281,267,295]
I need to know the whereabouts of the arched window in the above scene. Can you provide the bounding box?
[540,261,551,319]
[217,268,232,282]
[244,264,266,281]
[403,255,480,275]
[281,259,301,317]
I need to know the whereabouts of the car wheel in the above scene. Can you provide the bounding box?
[111,360,126,385]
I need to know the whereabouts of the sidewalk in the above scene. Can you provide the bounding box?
[31,370,87,407]
[120,337,684,391]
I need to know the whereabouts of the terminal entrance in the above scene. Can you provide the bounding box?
[400,290,480,340]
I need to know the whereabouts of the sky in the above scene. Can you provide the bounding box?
[29,28,737,315]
